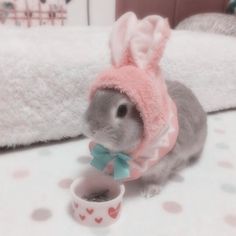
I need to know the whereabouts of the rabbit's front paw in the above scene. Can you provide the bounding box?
[141,183,162,198]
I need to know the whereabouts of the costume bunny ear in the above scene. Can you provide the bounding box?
[110,12,138,67]
[130,15,171,71]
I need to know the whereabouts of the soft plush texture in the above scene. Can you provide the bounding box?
[176,13,236,36]
[0,27,236,147]
[0,27,110,147]
[91,66,179,181]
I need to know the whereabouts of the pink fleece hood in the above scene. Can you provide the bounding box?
[90,13,179,180]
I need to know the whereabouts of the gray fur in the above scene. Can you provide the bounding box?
[83,89,143,153]
[141,81,207,197]
[83,81,207,197]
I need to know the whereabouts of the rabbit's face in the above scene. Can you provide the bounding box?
[83,89,143,153]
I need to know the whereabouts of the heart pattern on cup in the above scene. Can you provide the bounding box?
[108,203,121,219]
[86,208,94,215]
[95,217,103,224]
[74,202,121,225]
[79,214,86,221]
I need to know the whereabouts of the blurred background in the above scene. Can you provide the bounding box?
[0,0,235,27]
[0,0,116,26]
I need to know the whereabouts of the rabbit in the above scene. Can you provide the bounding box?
[82,12,207,197]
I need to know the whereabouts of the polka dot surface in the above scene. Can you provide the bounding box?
[58,178,73,189]
[1,111,236,235]
[221,183,236,194]
[213,116,221,121]
[31,208,52,221]
[12,169,30,179]
[224,214,236,227]
[162,201,183,214]
[218,161,234,169]
[38,148,52,156]
[216,143,229,150]
[214,128,225,134]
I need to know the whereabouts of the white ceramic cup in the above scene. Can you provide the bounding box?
[70,174,125,227]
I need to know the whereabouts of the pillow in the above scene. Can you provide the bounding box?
[176,13,236,37]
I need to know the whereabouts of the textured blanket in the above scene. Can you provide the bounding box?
[176,13,236,36]
[0,27,236,147]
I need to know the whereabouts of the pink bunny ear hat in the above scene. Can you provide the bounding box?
[90,12,179,180]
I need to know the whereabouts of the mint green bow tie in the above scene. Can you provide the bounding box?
[90,144,131,180]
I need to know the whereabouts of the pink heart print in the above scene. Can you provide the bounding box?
[95,217,103,224]
[79,214,86,221]
[108,203,121,219]
[86,208,94,215]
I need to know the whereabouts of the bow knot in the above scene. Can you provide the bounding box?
[90,144,131,180]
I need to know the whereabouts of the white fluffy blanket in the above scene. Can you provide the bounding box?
[0,27,236,147]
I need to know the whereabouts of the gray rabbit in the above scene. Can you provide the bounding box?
[82,13,207,197]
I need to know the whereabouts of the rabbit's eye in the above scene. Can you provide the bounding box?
[116,104,127,118]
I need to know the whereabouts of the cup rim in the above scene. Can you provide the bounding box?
[70,177,125,207]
